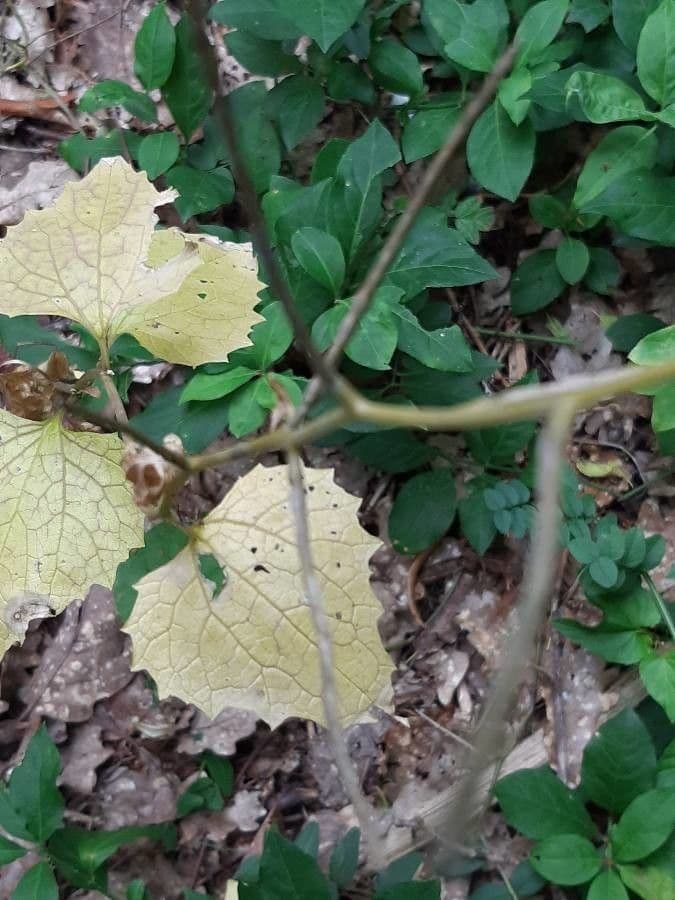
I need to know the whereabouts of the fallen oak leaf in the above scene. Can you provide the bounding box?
[123,464,394,727]
[0,157,263,366]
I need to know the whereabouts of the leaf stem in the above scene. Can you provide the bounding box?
[645,574,675,642]
[475,327,575,346]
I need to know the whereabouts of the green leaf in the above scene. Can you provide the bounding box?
[637,0,675,106]
[228,380,268,437]
[574,125,659,209]
[0,315,97,369]
[311,139,349,182]
[556,237,590,284]
[374,884,441,900]
[459,485,497,555]
[530,834,602,885]
[8,724,63,842]
[511,249,566,315]
[0,834,26,865]
[244,301,294,369]
[387,209,497,297]
[177,776,224,817]
[134,2,176,89]
[209,0,300,40]
[589,556,620,588]
[48,824,176,891]
[337,119,401,195]
[329,828,360,888]
[79,80,156,122]
[165,165,234,221]
[130,386,230,453]
[228,82,282,193]
[375,852,423,891]
[580,708,657,814]
[202,752,234,798]
[442,0,510,73]
[393,307,473,373]
[611,0,660,53]
[586,175,675,244]
[347,430,437,473]
[630,324,675,365]
[565,71,650,123]
[258,829,332,899]
[610,787,675,861]
[268,76,326,150]
[529,193,569,229]
[515,0,571,67]
[292,227,345,295]
[569,0,610,32]
[555,618,653,665]
[653,383,675,432]
[327,61,376,104]
[181,367,257,403]
[127,881,149,900]
[369,39,424,96]
[389,469,457,555]
[587,869,630,900]
[641,651,675,721]
[138,131,180,180]
[162,14,212,139]
[584,247,621,295]
[12,862,58,900]
[113,522,188,622]
[402,105,462,163]
[282,0,366,52]
[618,864,675,900]
[494,766,596,840]
[453,196,495,244]
[467,101,535,201]
[466,420,537,467]
[498,68,532,125]
[59,129,124,174]
[607,313,665,352]
[224,31,300,78]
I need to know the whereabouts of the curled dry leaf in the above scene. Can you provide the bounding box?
[0,351,72,421]
[0,410,144,655]
[0,156,263,366]
[122,433,185,518]
[124,464,394,727]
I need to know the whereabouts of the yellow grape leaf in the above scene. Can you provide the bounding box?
[0,157,263,366]
[120,231,264,366]
[0,410,144,655]
[124,464,393,727]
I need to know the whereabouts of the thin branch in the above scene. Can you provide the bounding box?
[286,449,385,869]
[295,44,518,419]
[645,574,675,642]
[475,327,576,347]
[65,401,189,471]
[435,398,577,855]
[187,0,343,397]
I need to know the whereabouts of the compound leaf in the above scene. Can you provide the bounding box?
[124,464,394,727]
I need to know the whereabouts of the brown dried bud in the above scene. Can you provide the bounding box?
[0,351,73,422]
[122,433,184,518]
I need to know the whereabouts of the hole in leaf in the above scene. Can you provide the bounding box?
[198,552,227,600]
[253,564,270,574]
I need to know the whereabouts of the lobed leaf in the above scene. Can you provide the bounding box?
[124,464,394,727]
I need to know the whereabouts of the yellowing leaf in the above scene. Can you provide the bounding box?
[0,157,263,366]
[120,232,264,366]
[124,464,393,727]
[0,410,144,655]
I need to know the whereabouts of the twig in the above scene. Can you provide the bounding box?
[475,327,575,347]
[65,401,189,470]
[436,398,577,853]
[286,449,385,869]
[295,44,518,419]
[645,574,675,642]
[187,1,342,397]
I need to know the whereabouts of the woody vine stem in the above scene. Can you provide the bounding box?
[64,7,675,869]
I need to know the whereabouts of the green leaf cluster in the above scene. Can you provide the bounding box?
[495,708,675,899]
